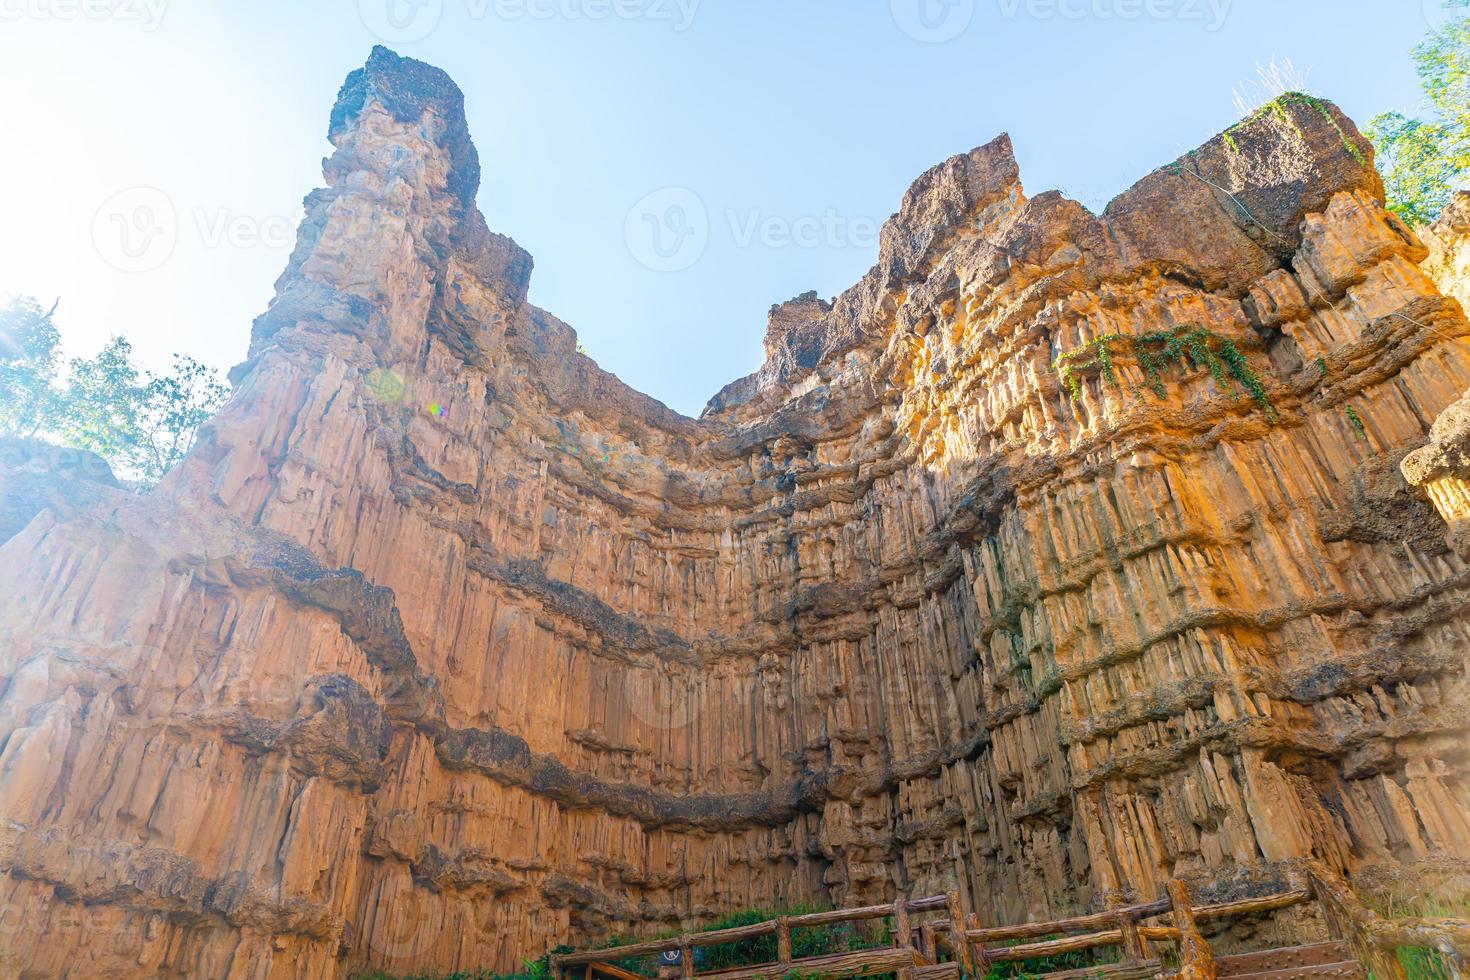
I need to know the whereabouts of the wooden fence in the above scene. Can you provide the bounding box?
[550,860,1470,980]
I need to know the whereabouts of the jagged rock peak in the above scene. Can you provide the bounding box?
[330,45,481,208]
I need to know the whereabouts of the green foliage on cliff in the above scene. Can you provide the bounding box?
[1367,0,1470,224]
[0,294,228,485]
[0,296,61,440]
[1226,92,1370,168]
[1054,326,1273,417]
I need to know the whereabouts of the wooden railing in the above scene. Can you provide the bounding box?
[551,894,970,980]
[552,865,1470,980]
[936,880,1308,980]
[1306,862,1470,980]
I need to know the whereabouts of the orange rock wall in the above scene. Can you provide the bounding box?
[0,52,1467,979]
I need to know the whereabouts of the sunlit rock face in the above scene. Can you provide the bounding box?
[1406,193,1470,559]
[1421,191,1470,311]
[1,48,1468,979]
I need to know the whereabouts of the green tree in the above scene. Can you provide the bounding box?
[1,294,231,486]
[0,296,62,438]
[59,335,145,465]
[59,338,231,485]
[134,353,230,483]
[1367,1,1470,224]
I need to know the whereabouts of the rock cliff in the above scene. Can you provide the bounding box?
[1,49,1468,979]
[1405,193,1470,560]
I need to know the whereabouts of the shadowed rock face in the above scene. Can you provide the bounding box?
[1,47,1469,979]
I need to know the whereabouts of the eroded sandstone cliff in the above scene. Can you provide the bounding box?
[1,49,1468,979]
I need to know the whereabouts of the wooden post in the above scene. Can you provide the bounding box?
[947,892,975,976]
[1116,908,1147,963]
[678,938,693,980]
[1167,880,1217,980]
[894,898,913,948]
[1306,867,1410,980]
[967,912,987,977]
[895,899,915,980]
[777,917,793,968]
[1306,872,1343,941]
[918,923,936,963]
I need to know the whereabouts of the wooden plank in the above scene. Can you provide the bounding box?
[984,930,1125,962]
[692,945,915,980]
[1194,890,1312,922]
[590,963,653,980]
[1216,941,1354,977]
[966,899,1173,943]
[912,964,960,980]
[1042,959,1162,980]
[688,921,778,949]
[906,896,952,914]
[949,889,1303,956]
[1217,962,1366,980]
[560,938,681,965]
[786,904,894,928]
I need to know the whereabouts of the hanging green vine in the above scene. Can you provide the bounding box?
[1054,325,1275,418]
[1344,404,1367,437]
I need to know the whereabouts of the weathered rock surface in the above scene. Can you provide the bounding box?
[0,437,118,543]
[0,52,1467,978]
[1421,191,1470,310]
[1405,194,1470,559]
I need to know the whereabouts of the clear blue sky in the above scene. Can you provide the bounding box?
[0,0,1441,416]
